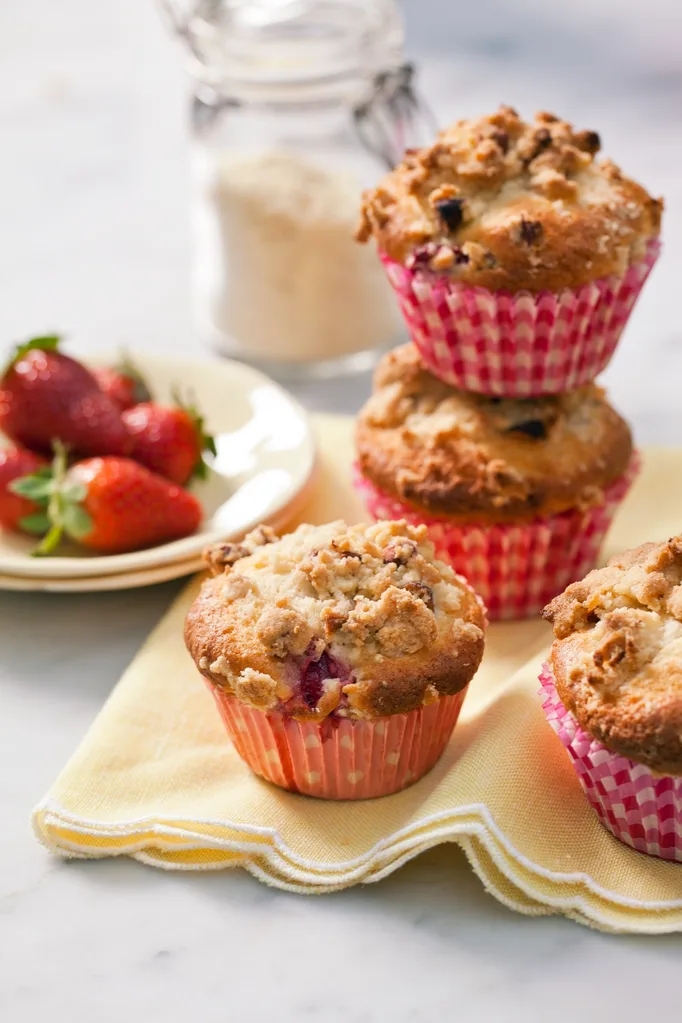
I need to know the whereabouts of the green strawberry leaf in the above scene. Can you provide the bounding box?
[62,503,93,540]
[61,481,87,504]
[192,456,209,481]
[9,476,54,501]
[117,350,152,404]
[21,334,61,350]
[171,387,216,483]
[18,512,51,535]
[4,335,62,375]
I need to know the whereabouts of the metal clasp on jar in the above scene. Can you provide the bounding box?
[353,62,437,170]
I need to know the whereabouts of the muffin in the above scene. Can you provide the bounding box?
[541,537,682,861]
[354,345,638,620]
[356,105,662,396]
[185,519,486,799]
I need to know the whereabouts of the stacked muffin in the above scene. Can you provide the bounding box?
[354,105,662,619]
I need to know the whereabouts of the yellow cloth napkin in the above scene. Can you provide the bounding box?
[33,415,682,933]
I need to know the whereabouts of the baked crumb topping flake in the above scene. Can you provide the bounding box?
[187,520,486,720]
[544,536,682,773]
[357,106,662,291]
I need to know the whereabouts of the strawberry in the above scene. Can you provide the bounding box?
[122,396,216,486]
[0,446,49,532]
[94,356,151,411]
[0,335,129,457]
[12,444,203,555]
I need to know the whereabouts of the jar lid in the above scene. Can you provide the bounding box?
[161,0,404,102]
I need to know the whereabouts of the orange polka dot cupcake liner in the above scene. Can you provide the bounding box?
[206,682,469,800]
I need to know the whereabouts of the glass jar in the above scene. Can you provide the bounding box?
[160,0,434,378]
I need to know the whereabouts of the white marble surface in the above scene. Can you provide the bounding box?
[2,2,682,1019]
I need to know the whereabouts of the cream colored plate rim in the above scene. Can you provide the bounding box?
[0,352,316,579]
[0,559,201,592]
[0,491,315,592]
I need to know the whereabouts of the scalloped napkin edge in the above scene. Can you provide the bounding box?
[31,420,682,934]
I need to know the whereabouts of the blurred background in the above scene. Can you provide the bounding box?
[0,0,680,436]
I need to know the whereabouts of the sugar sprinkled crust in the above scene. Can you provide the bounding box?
[356,106,662,292]
[356,345,633,523]
[185,520,486,721]
[544,537,682,774]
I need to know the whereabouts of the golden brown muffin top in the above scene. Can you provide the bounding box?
[356,105,662,292]
[356,345,633,523]
[544,537,682,774]
[185,520,485,721]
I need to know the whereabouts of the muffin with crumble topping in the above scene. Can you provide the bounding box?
[354,345,639,620]
[185,519,486,799]
[541,536,682,861]
[356,105,662,396]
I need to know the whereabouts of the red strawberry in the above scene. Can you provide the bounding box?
[0,446,49,531]
[122,397,216,486]
[0,335,129,457]
[20,445,203,555]
[94,356,151,411]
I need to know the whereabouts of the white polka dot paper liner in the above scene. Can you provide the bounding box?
[354,455,639,622]
[539,664,682,862]
[207,683,468,800]
[379,240,660,397]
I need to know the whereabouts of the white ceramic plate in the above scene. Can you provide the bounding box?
[0,352,316,582]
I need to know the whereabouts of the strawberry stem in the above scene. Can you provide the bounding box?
[31,442,68,556]
[21,441,92,556]
[33,523,65,557]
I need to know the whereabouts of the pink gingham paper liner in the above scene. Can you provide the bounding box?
[539,664,682,862]
[208,684,468,800]
[380,240,660,396]
[354,454,640,620]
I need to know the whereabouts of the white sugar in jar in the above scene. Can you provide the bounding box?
[161,0,434,378]
[197,150,401,367]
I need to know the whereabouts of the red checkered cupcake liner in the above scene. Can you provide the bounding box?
[353,455,639,621]
[380,240,660,396]
[539,664,682,862]
[207,682,468,800]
